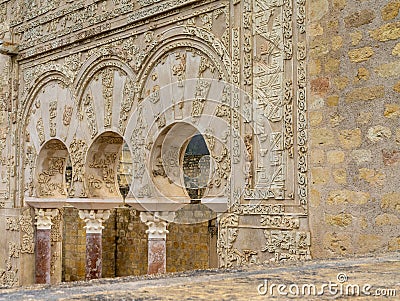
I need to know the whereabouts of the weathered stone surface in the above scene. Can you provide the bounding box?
[351,149,372,164]
[311,128,336,146]
[309,111,323,126]
[348,47,374,62]
[309,59,321,76]
[344,10,375,28]
[394,80,400,93]
[311,77,330,94]
[381,192,400,212]
[345,86,385,102]
[358,234,383,253]
[311,167,330,185]
[333,76,349,90]
[325,213,353,227]
[367,125,391,143]
[388,237,400,251]
[349,31,363,46]
[311,149,325,165]
[331,36,343,51]
[327,150,345,164]
[333,0,347,10]
[326,95,339,106]
[355,67,370,81]
[381,0,400,21]
[370,21,400,41]
[325,58,340,73]
[309,23,324,36]
[375,61,400,78]
[384,104,400,118]
[327,190,370,205]
[310,0,329,21]
[393,43,400,56]
[375,213,400,226]
[359,168,385,186]
[333,168,347,184]
[339,128,362,149]
[323,232,353,255]
[382,149,400,166]
[310,189,321,207]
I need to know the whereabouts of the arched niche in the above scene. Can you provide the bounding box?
[34,139,69,199]
[84,131,129,199]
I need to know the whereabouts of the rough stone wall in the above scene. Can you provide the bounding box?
[62,207,86,281]
[62,206,211,280]
[308,0,400,258]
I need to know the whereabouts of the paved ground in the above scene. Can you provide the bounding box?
[0,253,399,300]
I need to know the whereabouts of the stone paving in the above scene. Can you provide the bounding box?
[0,253,399,300]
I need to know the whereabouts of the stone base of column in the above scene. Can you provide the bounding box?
[86,233,102,280]
[148,238,166,274]
[35,229,51,284]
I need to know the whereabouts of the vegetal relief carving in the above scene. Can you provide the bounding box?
[88,152,118,195]
[37,157,66,197]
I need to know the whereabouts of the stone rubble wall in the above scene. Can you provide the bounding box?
[62,206,211,281]
[308,0,400,257]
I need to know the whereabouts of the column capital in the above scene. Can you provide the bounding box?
[34,208,59,230]
[78,209,111,234]
[140,211,175,239]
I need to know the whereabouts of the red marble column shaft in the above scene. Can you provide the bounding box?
[35,229,51,284]
[86,233,102,280]
[148,238,166,274]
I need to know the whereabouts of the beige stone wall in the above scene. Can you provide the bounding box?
[308,0,400,258]
[62,206,212,281]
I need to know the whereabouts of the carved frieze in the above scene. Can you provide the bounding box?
[36,117,45,145]
[19,209,34,254]
[81,91,98,139]
[102,68,114,128]
[262,230,311,263]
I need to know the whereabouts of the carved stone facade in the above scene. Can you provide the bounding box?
[0,0,397,288]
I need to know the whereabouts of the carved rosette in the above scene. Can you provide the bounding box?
[78,209,111,234]
[34,209,59,230]
[140,212,175,239]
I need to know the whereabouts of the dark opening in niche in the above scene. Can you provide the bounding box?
[183,134,210,200]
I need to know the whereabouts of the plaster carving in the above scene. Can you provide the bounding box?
[2,0,312,281]
[260,215,300,230]
[20,209,34,254]
[81,91,98,139]
[36,117,45,145]
[69,138,88,197]
[6,217,20,231]
[8,242,20,259]
[140,211,175,239]
[37,157,66,197]
[102,68,114,128]
[0,259,18,288]
[34,208,58,230]
[49,100,57,137]
[78,209,111,234]
[262,230,311,263]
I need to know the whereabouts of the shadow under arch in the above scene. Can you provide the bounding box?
[84,131,130,201]
[26,139,70,207]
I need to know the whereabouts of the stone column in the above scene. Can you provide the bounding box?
[78,209,111,280]
[140,211,175,274]
[34,208,58,284]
